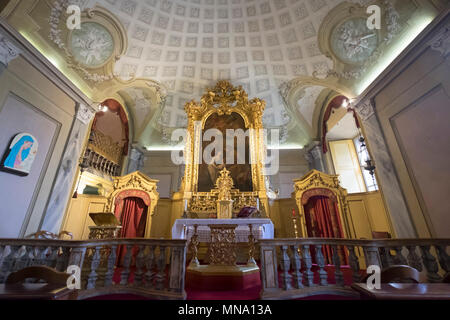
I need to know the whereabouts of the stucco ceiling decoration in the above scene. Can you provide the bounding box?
[77,0,373,133]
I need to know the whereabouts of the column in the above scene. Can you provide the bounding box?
[0,32,21,75]
[126,145,145,173]
[353,99,416,237]
[40,104,95,234]
[304,142,327,173]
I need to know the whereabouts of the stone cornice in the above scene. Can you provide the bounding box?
[428,22,450,57]
[353,9,449,108]
[353,99,375,122]
[0,18,96,115]
[0,31,21,65]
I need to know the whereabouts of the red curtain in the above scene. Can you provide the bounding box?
[304,196,348,265]
[116,197,148,266]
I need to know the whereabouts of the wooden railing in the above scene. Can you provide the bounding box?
[258,238,450,299]
[0,238,187,300]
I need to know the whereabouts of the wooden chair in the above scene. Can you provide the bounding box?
[26,230,73,240]
[362,265,420,284]
[6,266,70,286]
[372,231,391,239]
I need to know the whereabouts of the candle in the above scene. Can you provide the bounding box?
[256,198,260,210]
[184,199,188,212]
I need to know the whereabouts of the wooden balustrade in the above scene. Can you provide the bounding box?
[0,237,448,300]
[258,238,450,300]
[0,238,187,300]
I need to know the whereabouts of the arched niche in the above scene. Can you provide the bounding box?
[105,171,159,238]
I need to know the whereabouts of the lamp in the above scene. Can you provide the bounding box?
[358,135,377,186]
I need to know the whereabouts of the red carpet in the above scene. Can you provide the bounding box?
[86,264,362,300]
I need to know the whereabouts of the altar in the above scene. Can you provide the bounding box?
[171,218,274,242]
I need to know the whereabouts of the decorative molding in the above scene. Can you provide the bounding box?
[76,103,95,125]
[354,99,375,122]
[428,23,450,57]
[0,32,21,66]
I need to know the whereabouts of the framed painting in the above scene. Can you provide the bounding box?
[0,133,38,176]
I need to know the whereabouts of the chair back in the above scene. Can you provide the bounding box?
[372,231,391,239]
[362,265,420,284]
[6,266,70,286]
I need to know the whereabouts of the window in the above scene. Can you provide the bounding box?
[329,140,366,193]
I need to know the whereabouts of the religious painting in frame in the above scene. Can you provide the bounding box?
[0,132,39,176]
[198,112,253,192]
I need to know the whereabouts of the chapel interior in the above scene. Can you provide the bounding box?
[0,0,449,300]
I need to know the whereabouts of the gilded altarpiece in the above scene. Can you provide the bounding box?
[178,81,270,218]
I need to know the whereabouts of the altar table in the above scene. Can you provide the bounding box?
[171,219,274,242]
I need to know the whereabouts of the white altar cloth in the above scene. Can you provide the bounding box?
[171,219,274,242]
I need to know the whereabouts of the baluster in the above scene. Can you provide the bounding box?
[134,246,146,287]
[347,246,361,283]
[14,246,32,272]
[12,246,27,272]
[393,246,407,265]
[56,247,70,272]
[46,246,60,268]
[363,245,382,268]
[31,246,46,267]
[145,245,156,289]
[87,246,102,289]
[332,245,344,286]
[120,245,133,285]
[279,245,292,290]
[420,245,442,282]
[0,245,6,274]
[435,245,450,274]
[155,246,167,290]
[104,245,117,287]
[315,244,328,286]
[290,245,303,289]
[406,246,423,271]
[0,246,20,282]
[301,245,314,287]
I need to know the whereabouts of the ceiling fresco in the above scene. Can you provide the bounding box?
[3,0,441,149]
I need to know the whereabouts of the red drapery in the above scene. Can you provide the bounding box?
[115,197,148,266]
[304,196,348,265]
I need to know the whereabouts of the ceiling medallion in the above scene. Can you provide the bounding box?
[318,0,402,81]
[69,22,114,68]
[48,0,125,83]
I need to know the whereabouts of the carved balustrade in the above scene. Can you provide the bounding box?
[81,129,123,177]
[0,238,187,300]
[258,238,450,299]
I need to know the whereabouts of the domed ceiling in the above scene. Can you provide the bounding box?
[4,0,439,150]
[77,0,374,148]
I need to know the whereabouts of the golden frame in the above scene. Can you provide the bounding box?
[180,80,270,216]
[293,169,353,238]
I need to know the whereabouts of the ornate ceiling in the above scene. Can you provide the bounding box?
[77,0,372,142]
[2,0,443,149]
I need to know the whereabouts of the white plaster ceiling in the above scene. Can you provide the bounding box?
[296,85,325,127]
[327,111,360,140]
[78,0,371,133]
